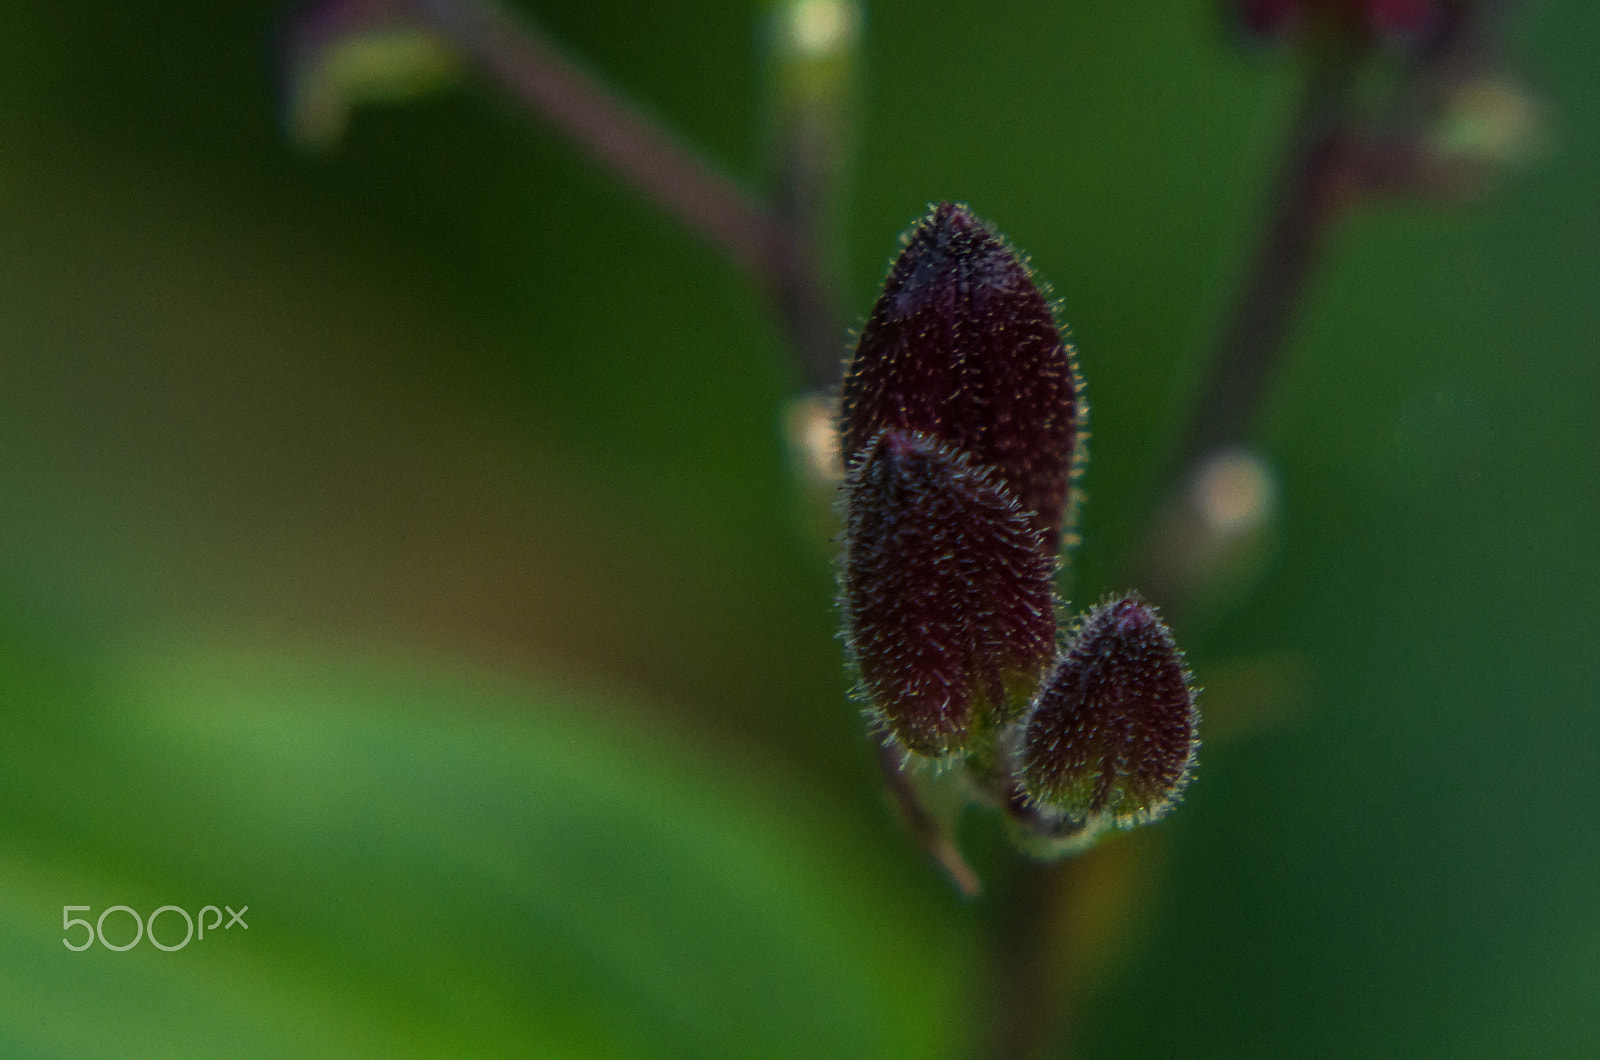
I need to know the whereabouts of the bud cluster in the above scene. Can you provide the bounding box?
[838,204,1198,856]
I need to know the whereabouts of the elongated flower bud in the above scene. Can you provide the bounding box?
[841,428,1057,758]
[840,203,1081,553]
[1020,594,1197,827]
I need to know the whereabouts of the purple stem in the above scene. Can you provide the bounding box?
[405,0,845,388]
[875,736,983,898]
[1165,48,1357,483]
[993,47,1367,1060]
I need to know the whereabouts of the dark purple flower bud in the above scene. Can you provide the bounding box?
[1237,0,1304,36]
[839,203,1081,554]
[1233,0,1445,44]
[1019,594,1197,827]
[1364,0,1441,38]
[841,428,1057,759]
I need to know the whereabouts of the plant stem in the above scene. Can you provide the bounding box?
[875,737,983,898]
[1164,47,1357,485]
[991,47,1365,1060]
[407,0,846,389]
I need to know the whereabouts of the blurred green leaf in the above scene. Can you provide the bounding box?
[0,639,977,1057]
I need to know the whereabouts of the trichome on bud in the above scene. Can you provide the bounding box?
[839,202,1082,554]
[1019,594,1198,830]
[841,428,1057,759]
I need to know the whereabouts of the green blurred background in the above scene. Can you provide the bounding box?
[2,1,1597,1056]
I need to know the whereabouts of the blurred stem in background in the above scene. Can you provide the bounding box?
[1004,3,1539,1053]
[286,0,1540,1055]
[1145,0,1536,570]
[288,0,851,386]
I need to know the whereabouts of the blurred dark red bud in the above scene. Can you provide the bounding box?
[839,202,1081,554]
[1019,594,1197,826]
[841,428,1057,759]
[1235,0,1444,44]
[1238,0,1304,35]
[1364,0,1440,37]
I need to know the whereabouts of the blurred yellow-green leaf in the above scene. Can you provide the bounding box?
[0,636,976,1057]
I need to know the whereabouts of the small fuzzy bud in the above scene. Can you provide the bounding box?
[839,203,1081,553]
[841,428,1057,758]
[1020,594,1198,828]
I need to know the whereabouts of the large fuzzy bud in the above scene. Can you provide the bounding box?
[840,202,1081,554]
